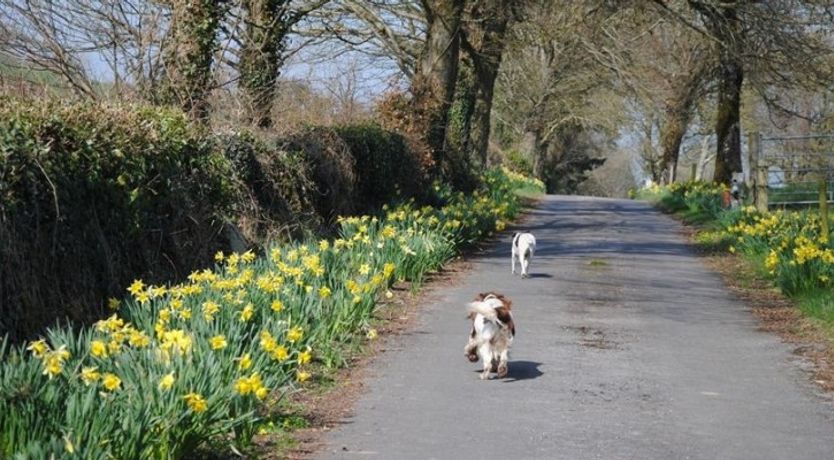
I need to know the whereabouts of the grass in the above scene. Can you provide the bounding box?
[797,290,834,327]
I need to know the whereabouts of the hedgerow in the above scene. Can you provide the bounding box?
[0,101,428,341]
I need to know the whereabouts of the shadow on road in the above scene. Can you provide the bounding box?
[503,360,544,382]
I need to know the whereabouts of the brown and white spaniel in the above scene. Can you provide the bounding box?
[464,292,515,380]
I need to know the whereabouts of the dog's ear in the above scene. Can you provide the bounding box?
[473,292,487,301]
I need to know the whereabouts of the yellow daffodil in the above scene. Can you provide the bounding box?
[128,279,145,296]
[183,392,207,413]
[270,299,284,312]
[240,303,254,322]
[209,335,227,350]
[102,373,121,391]
[90,340,109,358]
[272,345,288,361]
[287,326,304,343]
[238,353,253,370]
[27,339,49,358]
[158,372,175,391]
[80,367,101,385]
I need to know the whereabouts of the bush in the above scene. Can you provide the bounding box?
[0,99,238,342]
[0,98,436,342]
[218,133,320,241]
[279,127,358,223]
[334,123,428,210]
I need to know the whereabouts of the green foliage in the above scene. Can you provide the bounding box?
[334,123,427,209]
[636,181,727,224]
[0,98,238,343]
[218,132,320,239]
[503,149,534,176]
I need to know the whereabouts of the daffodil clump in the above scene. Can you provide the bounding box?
[637,181,834,297]
[0,167,543,459]
[723,206,834,294]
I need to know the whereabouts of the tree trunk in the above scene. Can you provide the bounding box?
[659,110,687,184]
[163,0,226,123]
[239,0,291,129]
[522,128,546,179]
[412,0,465,178]
[713,55,743,184]
[688,1,744,185]
[461,0,513,170]
[696,136,713,181]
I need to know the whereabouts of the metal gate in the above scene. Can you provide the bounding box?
[749,133,834,210]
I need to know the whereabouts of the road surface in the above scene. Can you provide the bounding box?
[314,195,834,460]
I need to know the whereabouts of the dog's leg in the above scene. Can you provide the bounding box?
[497,348,509,378]
[521,251,530,278]
[478,343,492,380]
[464,333,479,362]
[511,248,517,275]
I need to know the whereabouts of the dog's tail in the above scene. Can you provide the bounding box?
[467,297,503,321]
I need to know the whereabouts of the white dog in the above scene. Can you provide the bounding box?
[464,293,515,380]
[512,232,536,278]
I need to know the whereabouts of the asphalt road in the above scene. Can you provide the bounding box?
[314,195,834,460]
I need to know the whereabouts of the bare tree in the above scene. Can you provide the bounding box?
[651,0,834,184]
[0,0,97,97]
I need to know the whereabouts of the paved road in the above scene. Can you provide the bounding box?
[315,196,834,460]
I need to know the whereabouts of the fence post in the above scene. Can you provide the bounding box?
[749,132,768,211]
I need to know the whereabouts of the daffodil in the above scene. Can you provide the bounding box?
[287,326,304,343]
[237,353,253,370]
[270,299,284,312]
[240,303,254,322]
[158,372,175,391]
[128,279,145,296]
[27,339,49,358]
[272,345,288,361]
[80,366,100,385]
[318,286,332,298]
[209,335,227,350]
[90,340,109,358]
[102,373,121,391]
[183,392,208,413]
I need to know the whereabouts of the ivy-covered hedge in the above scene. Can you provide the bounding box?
[0,100,428,342]
[0,100,240,342]
[334,123,427,209]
